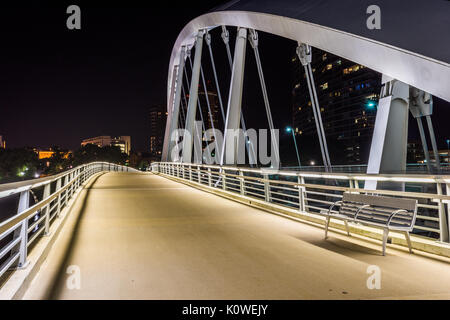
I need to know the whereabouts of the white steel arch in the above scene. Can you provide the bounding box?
[167,10,450,111]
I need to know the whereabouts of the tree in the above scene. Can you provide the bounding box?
[0,148,40,183]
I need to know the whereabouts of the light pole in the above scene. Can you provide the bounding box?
[286,126,301,168]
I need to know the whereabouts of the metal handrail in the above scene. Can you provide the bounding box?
[152,162,450,244]
[0,161,136,280]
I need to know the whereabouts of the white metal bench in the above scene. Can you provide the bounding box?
[325,192,418,255]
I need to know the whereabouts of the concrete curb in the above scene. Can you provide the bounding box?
[156,172,450,259]
[0,172,105,300]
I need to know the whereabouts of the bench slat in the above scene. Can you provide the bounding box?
[342,193,417,211]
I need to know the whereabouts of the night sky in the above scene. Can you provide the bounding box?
[0,1,449,154]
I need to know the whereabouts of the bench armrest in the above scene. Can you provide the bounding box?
[354,204,370,221]
[328,201,343,215]
[387,209,408,227]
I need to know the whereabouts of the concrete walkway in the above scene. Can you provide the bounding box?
[24,172,450,299]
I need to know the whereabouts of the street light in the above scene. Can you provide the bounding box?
[286,126,301,168]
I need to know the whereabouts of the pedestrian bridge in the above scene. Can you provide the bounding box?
[0,163,449,299]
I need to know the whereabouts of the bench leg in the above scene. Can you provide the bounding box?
[405,231,413,254]
[325,216,331,239]
[344,220,350,236]
[382,229,389,256]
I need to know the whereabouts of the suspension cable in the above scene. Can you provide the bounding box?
[205,31,226,125]
[221,26,233,69]
[297,43,332,171]
[179,84,187,128]
[187,51,207,136]
[307,63,332,170]
[248,29,281,166]
[180,84,188,128]
[200,63,221,160]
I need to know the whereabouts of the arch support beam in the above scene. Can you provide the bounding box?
[221,27,247,165]
[182,31,204,163]
[365,76,410,190]
[167,46,186,161]
[162,65,178,161]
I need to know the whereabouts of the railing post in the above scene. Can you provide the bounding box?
[264,174,270,202]
[436,182,449,242]
[75,169,79,189]
[64,174,69,206]
[69,172,73,198]
[446,183,450,243]
[198,165,201,183]
[208,168,212,187]
[56,178,62,217]
[43,183,51,235]
[11,190,30,268]
[222,170,226,190]
[298,176,305,212]
[189,165,192,181]
[240,170,245,195]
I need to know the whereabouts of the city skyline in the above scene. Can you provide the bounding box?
[1,2,449,159]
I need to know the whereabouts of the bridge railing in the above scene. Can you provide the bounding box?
[0,162,132,280]
[152,162,450,244]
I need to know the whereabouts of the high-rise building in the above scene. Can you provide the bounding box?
[0,135,5,149]
[149,104,167,158]
[81,135,131,155]
[291,48,381,165]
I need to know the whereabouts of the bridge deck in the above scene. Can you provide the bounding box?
[24,172,450,299]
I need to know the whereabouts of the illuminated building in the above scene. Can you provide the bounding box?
[0,135,5,149]
[111,136,131,155]
[34,148,72,160]
[291,48,381,165]
[81,136,131,155]
[149,104,167,158]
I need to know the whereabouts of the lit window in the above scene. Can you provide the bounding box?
[326,64,332,70]
[320,82,328,90]
[308,101,312,106]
